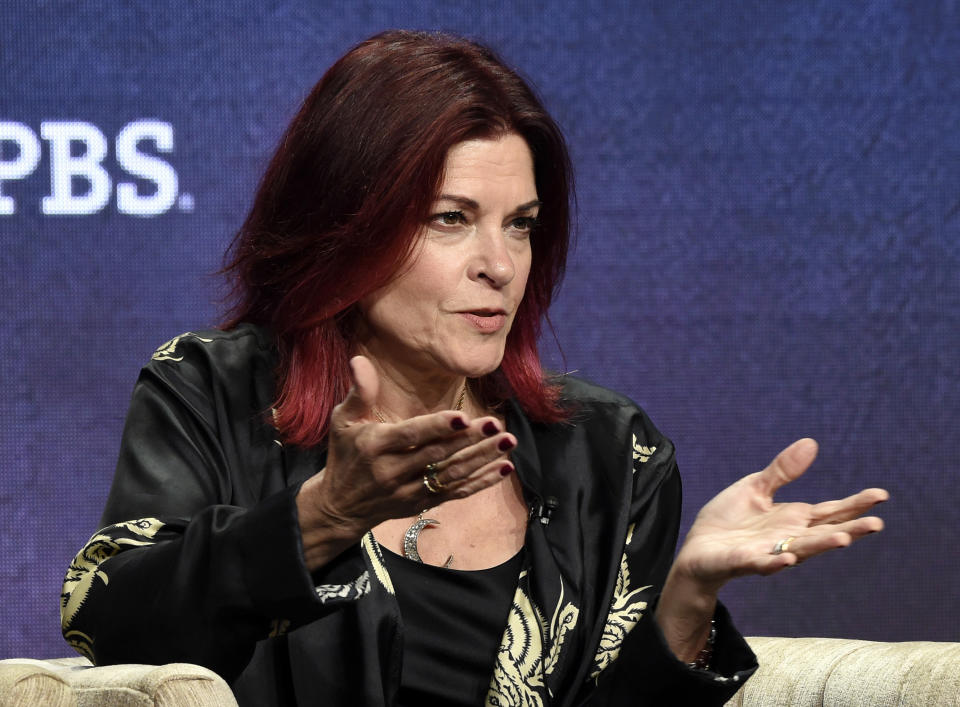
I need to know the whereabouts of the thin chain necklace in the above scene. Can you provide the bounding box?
[374,383,466,569]
[372,384,466,424]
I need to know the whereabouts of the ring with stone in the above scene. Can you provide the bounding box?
[772,536,796,555]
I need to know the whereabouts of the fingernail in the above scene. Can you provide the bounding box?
[450,417,467,430]
[498,438,515,451]
[500,463,514,476]
[483,421,499,436]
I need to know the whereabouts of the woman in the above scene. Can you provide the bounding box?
[61,31,887,706]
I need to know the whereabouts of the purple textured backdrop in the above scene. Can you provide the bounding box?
[1,0,958,659]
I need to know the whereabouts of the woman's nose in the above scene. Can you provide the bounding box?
[469,225,516,287]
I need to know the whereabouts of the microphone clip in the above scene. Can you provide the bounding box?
[529,496,559,525]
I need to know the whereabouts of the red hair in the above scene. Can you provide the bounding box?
[223,30,572,447]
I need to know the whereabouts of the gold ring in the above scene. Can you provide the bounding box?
[772,536,796,555]
[424,462,446,490]
[423,474,440,494]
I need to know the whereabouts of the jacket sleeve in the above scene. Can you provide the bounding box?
[578,418,758,705]
[60,334,369,682]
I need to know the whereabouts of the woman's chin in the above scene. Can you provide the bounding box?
[457,362,502,379]
[445,352,505,379]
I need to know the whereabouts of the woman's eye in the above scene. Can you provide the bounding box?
[509,216,538,233]
[433,211,465,226]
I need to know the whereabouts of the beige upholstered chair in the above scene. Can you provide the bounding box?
[3,637,960,706]
[728,637,960,706]
[0,657,237,707]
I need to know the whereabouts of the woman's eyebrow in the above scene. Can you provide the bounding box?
[436,194,480,210]
[435,195,542,212]
[514,199,542,212]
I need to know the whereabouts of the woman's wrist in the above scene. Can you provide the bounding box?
[295,472,369,572]
[655,566,719,664]
[685,619,716,670]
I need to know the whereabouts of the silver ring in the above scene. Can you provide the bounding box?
[772,536,796,555]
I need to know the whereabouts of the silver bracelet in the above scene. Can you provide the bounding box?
[687,619,716,670]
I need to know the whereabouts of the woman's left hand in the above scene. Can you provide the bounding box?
[675,437,888,593]
[655,438,888,662]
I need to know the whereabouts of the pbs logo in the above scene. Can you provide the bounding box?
[0,120,190,217]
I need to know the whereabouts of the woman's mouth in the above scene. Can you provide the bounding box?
[460,310,507,332]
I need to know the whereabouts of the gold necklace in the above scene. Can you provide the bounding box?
[372,384,466,424]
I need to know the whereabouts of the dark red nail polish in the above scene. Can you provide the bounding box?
[498,438,515,451]
[483,421,499,436]
[500,464,514,476]
[451,417,467,430]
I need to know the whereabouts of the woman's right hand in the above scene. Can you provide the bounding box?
[295,355,517,571]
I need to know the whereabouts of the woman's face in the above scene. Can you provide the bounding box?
[358,133,537,381]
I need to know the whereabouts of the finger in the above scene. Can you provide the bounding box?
[774,519,884,562]
[748,553,799,576]
[783,531,852,559]
[815,515,885,540]
[755,438,819,496]
[333,356,380,427]
[808,488,890,524]
[440,458,515,501]
[396,417,512,474]
[370,409,482,454]
[718,542,799,577]
[401,454,513,509]
[426,428,516,486]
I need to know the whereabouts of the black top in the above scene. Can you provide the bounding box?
[382,546,525,706]
[62,325,758,706]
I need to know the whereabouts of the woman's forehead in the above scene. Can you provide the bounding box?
[436,134,537,202]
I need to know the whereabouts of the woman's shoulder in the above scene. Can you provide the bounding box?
[549,374,674,454]
[141,323,276,400]
[147,323,273,370]
[555,374,639,409]
[149,323,271,361]
[555,375,654,426]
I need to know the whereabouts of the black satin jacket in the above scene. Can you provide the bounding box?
[61,324,757,706]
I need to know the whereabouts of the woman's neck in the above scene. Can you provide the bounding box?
[355,349,473,422]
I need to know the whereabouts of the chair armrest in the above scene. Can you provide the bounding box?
[726,636,960,707]
[0,658,238,707]
[0,659,74,707]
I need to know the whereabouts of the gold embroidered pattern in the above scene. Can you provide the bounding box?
[485,570,579,706]
[486,572,546,706]
[151,332,214,362]
[632,433,657,466]
[315,572,371,603]
[362,532,395,595]
[62,630,95,661]
[61,518,165,660]
[590,522,651,680]
[544,581,579,680]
